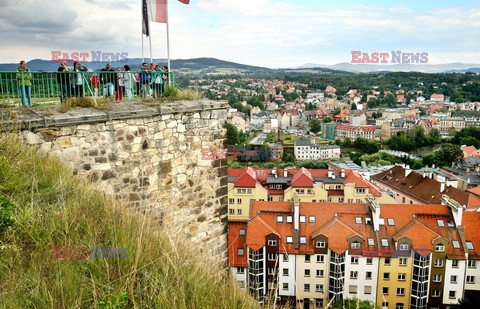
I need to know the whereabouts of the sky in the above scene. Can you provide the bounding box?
[0,0,479,68]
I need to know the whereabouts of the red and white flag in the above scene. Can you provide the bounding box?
[148,0,189,24]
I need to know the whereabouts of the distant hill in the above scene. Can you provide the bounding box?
[0,57,270,73]
[296,62,480,73]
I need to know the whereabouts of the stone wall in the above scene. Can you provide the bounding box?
[19,100,229,256]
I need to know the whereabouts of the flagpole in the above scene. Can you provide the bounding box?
[141,0,144,63]
[148,22,153,65]
[166,0,171,86]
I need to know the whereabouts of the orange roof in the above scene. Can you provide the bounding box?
[344,170,381,196]
[246,216,280,251]
[463,211,480,259]
[228,221,248,267]
[461,145,478,156]
[291,167,313,187]
[234,167,259,187]
[313,218,359,254]
[468,186,480,197]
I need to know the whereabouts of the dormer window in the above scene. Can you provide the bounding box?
[351,242,360,249]
[399,243,408,251]
[316,241,325,248]
[435,244,445,252]
[268,239,277,246]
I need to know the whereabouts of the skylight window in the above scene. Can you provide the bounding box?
[466,241,474,250]
[381,239,388,247]
[452,240,460,249]
[447,220,455,227]
[387,218,395,226]
[368,238,375,246]
[437,220,444,227]
[355,217,362,224]
[379,218,385,226]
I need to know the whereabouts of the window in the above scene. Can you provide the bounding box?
[449,291,456,299]
[366,258,373,265]
[397,288,405,296]
[356,199,362,203]
[286,216,293,223]
[452,240,460,249]
[276,216,283,223]
[379,218,385,225]
[229,198,234,204]
[267,196,273,202]
[237,198,242,204]
[351,242,360,249]
[388,218,395,226]
[432,290,440,297]
[229,209,234,214]
[282,268,289,276]
[267,253,276,261]
[300,216,306,223]
[365,217,372,225]
[467,276,475,284]
[239,229,246,236]
[385,258,391,265]
[366,272,372,279]
[383,272,390,280]
[316,269,324,277]
[450,275,457,283]
[399,258,407,266]
[267,239,277,246]
[237,267,245,274]
[349,285,357,294]
[398,273,406,281]
[356,188,366,194]
[282,254,289,262]
[282,283,288,290]
[437,219,444,227]
[452,259,459,267]
[237,189,246,194]
[316,241,325,248]
[466,241,474,250]
[304,284,310,292]
[433,274,442,282]
[382,302,389,309]
[395,303,404,309]
[381,239,389,247]
[351,257,359,264]
[355,217,362,224]
[448,220,455,227]
[434,259,444,267]
[315,299,324,307]
[399,243,408,251]
[304,269,311,277]
[238,248,244,256]
[364,286,372,294]
[247,189,252,194]
[468,260,476,268]
[305,255,311,262]
[237,209,242,215]
[309,216,316,223]
[268,268,275,275]
[382,287,389,294]
[286,236,293,243]
[435,244,445,252]
[368,238,374,246]
[317,255,324,262]
[350,271,358,279]
[300,236,307,244]
[348,199,353,203]
[315,284,324,292]
[276,184,282,189]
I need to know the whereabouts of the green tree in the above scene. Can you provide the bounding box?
[460,136,480,148]
[226,123,239,145]
[309,119,322,134]
[433,143,463,167]
[323,116,332,123]
[332,298,376,309]
[351,103,357,110]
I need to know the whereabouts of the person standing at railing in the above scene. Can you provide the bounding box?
[123,65,134,101]
[162,65,169,94]
[151,64,163,98]
[134,73,140,96]
[100,63,115,101]
[57,60,71,103]
[115,67,124,101]
[91,73,99,97]
[72,61,84,97]
[140,62,150,99]
[16,60,32,107]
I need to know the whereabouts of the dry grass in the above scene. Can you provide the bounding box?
[59,97,109,113]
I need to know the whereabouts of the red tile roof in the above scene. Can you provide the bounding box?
[462,145,478,156]
[228,221,248,267]
[291,167,314,187]
[463,210,480,259]
[234,167,259,188]
[467,186,480,197]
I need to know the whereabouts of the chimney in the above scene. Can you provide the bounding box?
[284,168,288,178]
[366,194,381,232]
[440,182,445,193]
[293,195,300,249]
[341,169,345,178]
[405,165,412,177]
[441,195,463,227]
[328,170,334,178]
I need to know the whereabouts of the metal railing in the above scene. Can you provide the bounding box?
[0,70,176,107]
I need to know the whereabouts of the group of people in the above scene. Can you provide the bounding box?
[15,60,171,107]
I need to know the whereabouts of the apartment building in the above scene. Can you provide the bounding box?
[228,195,478,308]
[294,139,341,161]
[335,124,376,141]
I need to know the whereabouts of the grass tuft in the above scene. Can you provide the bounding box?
[0,134,257,308]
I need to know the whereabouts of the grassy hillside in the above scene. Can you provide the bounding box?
[0,134,257,308]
